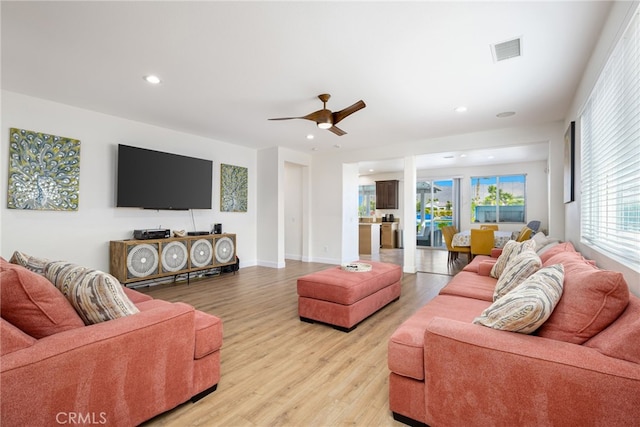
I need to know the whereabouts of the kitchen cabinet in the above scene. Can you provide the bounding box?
[359,223,380,254]
[381,222,398,249]
[376,180,399,209]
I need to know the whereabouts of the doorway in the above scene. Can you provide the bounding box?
[416,179,456,249]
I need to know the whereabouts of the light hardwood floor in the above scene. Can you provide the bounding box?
[140,249,463,426]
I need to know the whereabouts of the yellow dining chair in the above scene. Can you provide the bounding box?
[516,226,533,242]
[480,224,499,230]
[470,228,495,258]
[442,225,471,264]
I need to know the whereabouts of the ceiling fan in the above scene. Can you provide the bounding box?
[269,94,366,136]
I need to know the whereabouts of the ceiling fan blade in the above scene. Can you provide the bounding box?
[332,100,366,125]
[301,109,329,122]
[268,117,305,121]
[328,126,347,136]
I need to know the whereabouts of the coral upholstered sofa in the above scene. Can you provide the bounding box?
[388,237,640,426]
[0,255,222,426]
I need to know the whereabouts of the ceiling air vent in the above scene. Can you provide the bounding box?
[491,37,521,62]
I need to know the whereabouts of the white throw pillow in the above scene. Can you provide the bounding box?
[474,264,564,334]
[490,239,536,279]
[493,250,542,301]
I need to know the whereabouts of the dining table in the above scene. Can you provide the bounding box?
[452,229,513,249]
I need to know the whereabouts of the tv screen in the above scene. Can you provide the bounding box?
[116,144,213,210]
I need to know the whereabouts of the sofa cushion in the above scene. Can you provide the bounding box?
[44,261,139,325]
[536,250,629,344]
[438,271,496,302]
[194,311,224,359]
[0,260,84,338]
[585,295,640,364]
[478,260,496,277]
[388,295,492,380]
[537,241,560,257]
[493,251,542,301]
[474,264,564,334]
[539,241,576,264]
[490,239,536,279]
[1,318,37,355]
[9,250,51,275]
[135,299,222,359]
[462,255,493,273]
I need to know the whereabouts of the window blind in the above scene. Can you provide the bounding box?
[580,5,640,270]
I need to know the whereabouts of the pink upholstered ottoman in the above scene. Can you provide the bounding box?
[297,261,402,331]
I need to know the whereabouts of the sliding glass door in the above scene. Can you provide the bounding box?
[416,179,456,248]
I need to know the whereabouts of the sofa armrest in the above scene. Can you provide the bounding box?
[423,317,640,427]
[1,302,197,427]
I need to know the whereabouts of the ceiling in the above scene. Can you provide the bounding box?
[1,1,611,173]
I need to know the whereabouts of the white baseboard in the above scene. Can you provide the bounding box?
[257,260,286,269]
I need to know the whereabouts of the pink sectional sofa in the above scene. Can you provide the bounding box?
[1,257,223,427]
[388,241,640,426]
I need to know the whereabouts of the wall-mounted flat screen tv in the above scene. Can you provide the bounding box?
[117,144,213,210]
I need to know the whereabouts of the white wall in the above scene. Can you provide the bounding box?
[564,0,640,294]
[342,163,360,264]
[1,91,258,271]
[256,147,280,268]
[257,146,311,268]
[284,162,303,260]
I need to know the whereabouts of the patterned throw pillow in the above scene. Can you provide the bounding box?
[9,251,51,275]
[474,264,564,334]
[490,239,536,279]
[493,251,542,301]
[44,261,139,325]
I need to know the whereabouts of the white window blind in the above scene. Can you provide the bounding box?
[580,5,640,270]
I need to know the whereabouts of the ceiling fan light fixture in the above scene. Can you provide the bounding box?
[317,122,332,129]
[143,74,162,85]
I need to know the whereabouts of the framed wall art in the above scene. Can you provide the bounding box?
[220,163,247,212]
[7,128,81,211]
[563,121,575,204]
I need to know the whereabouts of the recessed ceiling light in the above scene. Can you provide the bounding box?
[143,75,162,85]
[496,111,515,118]
[460,154,467,158]
[306,134,314,140]
[454,106,468,113]
[488,155,495,159]
[369,169,374,172]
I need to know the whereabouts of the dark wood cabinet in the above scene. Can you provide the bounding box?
[376,180,399,209]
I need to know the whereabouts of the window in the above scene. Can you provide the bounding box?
[358,185,375,217]
[470,175,526,223]
[580,6,640,270]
